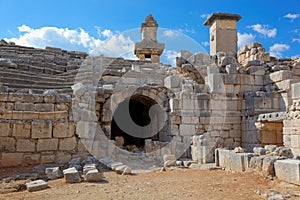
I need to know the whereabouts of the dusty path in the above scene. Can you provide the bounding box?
[0,167,299,200]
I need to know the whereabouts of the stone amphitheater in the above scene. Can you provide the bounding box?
[0,13,300,185]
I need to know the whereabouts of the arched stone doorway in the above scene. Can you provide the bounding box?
[111,95,161,148]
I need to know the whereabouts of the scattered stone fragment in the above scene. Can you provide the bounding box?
[163,155,176,167]
[63,167,82,183]
[26,180,48,192]
[45,167,62,180]
[234,146,244,153]
[115,165,132,175]
[83,163,97,175]
[265,145,277,153]
[84,169,103,182]
[110,162,124,170]
[253,147,266,155]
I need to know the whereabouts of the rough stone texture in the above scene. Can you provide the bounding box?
[26,180,48,192]
[163,155,176,167]
[32,120,52,139]
[115,165,132,175]
[63,167,82,183]
[0,13,299,171]
[45,167,62,180]
[84,169,103,182]
[0,152,23,167]
[274,159,300,185]
[37,139,58,151]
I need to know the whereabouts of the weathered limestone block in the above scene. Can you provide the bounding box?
[0,152,23,167]
[55,151,72,164]
[63,167,82,183]
[14,102,34,111]
[115,165,132,175]
[230,153,254,172]
[274,159,300,185]
[38,112,55,119]
[26,180,48,192]
[269,70,292,83]
[59,137,77,151]
[45,167,62,180]
[34,103,54,111]
[164,75,182,88]
[262,156,280,177]
[84,169,103,182]
[191,145,214,164]
[292,82,300,99]
[253,147,267,155]
[32,120,52,139]
[41,154,55,164]
[37,139,58,151]
[12,123,31,138]
[53,122,74,138]
[16,139,35,152]
[23,154,40,165]
[179,124,196,136]
[249,156,265,172]
[0,137,16,151]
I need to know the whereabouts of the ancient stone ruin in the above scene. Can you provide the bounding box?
[0,13,300,185]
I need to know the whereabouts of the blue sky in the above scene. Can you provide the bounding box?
[0,0,299,65]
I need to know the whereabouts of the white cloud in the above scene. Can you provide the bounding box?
[163,30,180,38]
[269,43,290,58]
[162,50,180,67]
[284,13,300,21]
[101,29,113,38]
[237,32,256,48]
[247,24,277,38]
[5,25,134,57]
[200,14,210,19]
[292,38,300,43]
[201,41,209,47]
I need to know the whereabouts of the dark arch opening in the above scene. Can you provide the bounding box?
[111,95,159,148]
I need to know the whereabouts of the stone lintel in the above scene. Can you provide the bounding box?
[204,13,242,26]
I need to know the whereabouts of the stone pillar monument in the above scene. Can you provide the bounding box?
[204,13,241,56]
[134,14,165,63]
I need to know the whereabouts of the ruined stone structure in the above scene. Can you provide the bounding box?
[134,14,165,63]
[204,13,241,55]
[0,13,300,175]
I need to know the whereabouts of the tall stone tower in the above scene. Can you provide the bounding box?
[134,14,165,63]
[204,13,241,56]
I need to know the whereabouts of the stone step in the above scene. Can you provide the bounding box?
[0,68,76,82]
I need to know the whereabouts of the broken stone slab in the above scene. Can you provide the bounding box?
[45,167,62,180]
[163,154,176,167]
[83,163,97,175]
[84,169,103,182]
[265,145,277,153]
[230,152,254,172]
[262,156,280,177]
[273,147,293,158]
[26,179,48,192]
[110,162,124,170]
[115,165,132,175]
[63,167,82,183]
[191,145,214,164]
[274,159,300,185]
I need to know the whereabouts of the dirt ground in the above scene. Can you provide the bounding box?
[0,166,300,200]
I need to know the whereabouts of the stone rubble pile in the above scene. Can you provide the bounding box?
[238,42,270,66]
[216,145,300,185]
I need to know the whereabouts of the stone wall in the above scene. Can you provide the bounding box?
[0,92,88,167]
